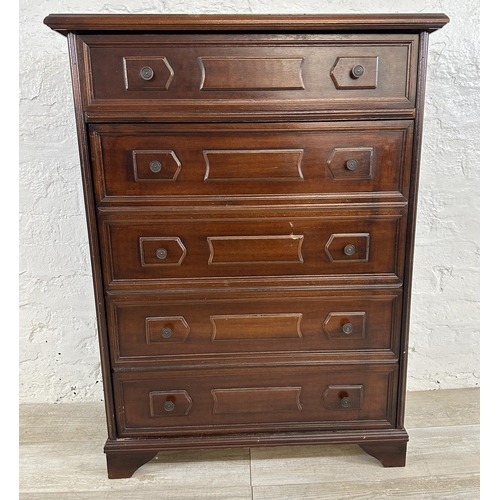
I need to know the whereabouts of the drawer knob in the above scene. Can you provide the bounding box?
[342,323,354,334]
[344,244,356,256]
[161,327,173,339]
[346,159,359,171]
[164,401,175,412]
[341,397,352,408]
[156,248,168,259]
[140,66,154,80]
[149,160,162,173]
[352,64,365,78]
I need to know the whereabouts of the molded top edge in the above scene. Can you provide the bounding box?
[44,13,449,36]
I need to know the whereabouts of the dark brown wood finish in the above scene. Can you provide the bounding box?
[79,34,418,115]
[396,31,431,429]
[44,14,448,478]
[359,441,407,467]
[44,13,450,35]
[99,213,405,284]
[90,121,413,203]
[113,364,398,437]
[66,33,117,441]
[106,451,158,479]
[73,33,421,122]
[107,291,402,366]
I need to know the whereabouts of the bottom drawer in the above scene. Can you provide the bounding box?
[114,364,398,437]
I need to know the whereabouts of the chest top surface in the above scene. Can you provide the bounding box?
[44,13,449,34]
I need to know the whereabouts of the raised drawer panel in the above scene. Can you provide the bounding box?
[113,364,398,436]
[99,214,406,285]
[107,292,402,364]
[79,33,418,118]
[90,121,413,202]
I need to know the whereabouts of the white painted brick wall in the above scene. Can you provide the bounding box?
[19,0,479,402]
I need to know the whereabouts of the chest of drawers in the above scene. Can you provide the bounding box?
[44,13,449,479]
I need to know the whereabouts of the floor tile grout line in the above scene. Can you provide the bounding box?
[406,423,480,432]
[249,447,254,500]
[245,473,481,493]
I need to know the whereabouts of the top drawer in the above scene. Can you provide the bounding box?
[78,34,419,120]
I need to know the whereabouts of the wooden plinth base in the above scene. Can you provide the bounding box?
[104,429,408,478]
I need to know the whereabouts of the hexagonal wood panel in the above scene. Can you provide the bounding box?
[331,56,379,89]
[132,150,181,181]
[139,237,187,266]
[123,56,174,91]
[149,390,193,417]
[145,316,190,344]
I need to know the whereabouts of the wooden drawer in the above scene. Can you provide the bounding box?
[90,121,413,203]
[113,364,398,437]
[79,33,418,119]
[99,212,406,286]
[107,291,402,365]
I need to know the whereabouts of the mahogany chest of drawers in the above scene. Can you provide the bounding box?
[44,13,449,478]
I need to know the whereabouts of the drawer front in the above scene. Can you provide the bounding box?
[90,121,413,203]
[80,34,418,117]
[108,292,402,364]
[113,364,398,436]
[100,214,406,286]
